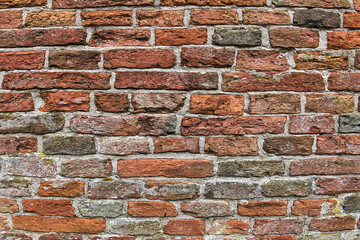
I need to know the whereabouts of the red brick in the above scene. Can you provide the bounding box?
[161,0,265,6]
[104,49,175,69]
[0,11,22,29]
[253,218,305,235]
[155,28,207,45]
[115,71,217,90]
[238,200,287,216]
[236,50,289,71]
[49,50,101,70]
[273,0,350,8]
[328,31,360,49]
[132,93,186,113]
[295,51,348,70]
[270,28,319,48]
[328,73,360,91]
[344,12,360,28]
[0,93,34,112]
[38,180,84,198]
[248,94,300,114]
[190,94,244,115]
[95,93,129,112]
[0,51,45,71]
[164,219,205,236]
[153,137,199,153]
[207,219,250,235]
[317,135,360,155]
[181,116,286,135]
[190,9,238,25]
[13,215,105,233]
[243,9,290,25]
[289,115,335,134]
[309,216,356,231]
[89,29,150,47]
[291,158,360,175]
[81,10,132,26]
[316,177,360,194]
[306,94,354,114]
[25,11,75,27]
[54,0,153,8]
[263,136,314,155]
[0,0,46,8]
[40,92,90,112]
[0,29,86,47]
[22,199,75,217]
[117,158,214,178]
[0,198,19,213]
[222,72,324,92]
[2,72,111,90]
[291,198,338,216]
[356,0,360,10]
[0,215,9,231]
[182,47,235,68]
[128,201,177,217]
[0,136,37,154]
[137,10,184,27]
[205,136,258,156]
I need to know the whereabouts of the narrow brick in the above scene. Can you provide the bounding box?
[88,180,142,199]
[328,73,360,91]
[95,93,129,112]
[253,218,305,235]
[6,157,56,177]
[309,216,356,231]
[146,180,200,200]
[218,160,285,177]
[248,94,300,114]
[98,137,149,156]
[54,0,153,8]
[316,177,360,195]
[0,51,45,70]
[306,94,354,114]
[189,94,244,115]
[22,199,75,217]
[137,10,184,27]
[81,10,132,26]
[49,50,101,70]
[161,0,265,6]
[38,180,84,198]
[238,200,287,216]
[205,136,258,156]
[0,137,37,155]
[236,50,289,71]
[291,198,338,216]
[153,137,199,153]
[269,28,319,48]
[213,27,262,47]
[164,219,205,236]
[61,159,112,178]
[89,29,150,47]
[155,28,207,45]
[262,180,312,197]
[243,9,290,25]
[263,136,314,155]
[291,158,360,175]
[0,198,19,213]
[40,92,90,112]
[293,9,341,28]
[289,115,335,134]
[190,9,238,25]
[0,93,34,112]
[0,0,46,8]
[317,135,360,155]
[43,136,95,155]
[25,11,76,27]
[128,201,177,217]
[295,51,348,70]
[132,93,186,113]
[207,219,250,235]
[272,0,350,8]
[0,11,22,28]
[181,47,235,68]
[328,31,360,49]
[204,181,257,199]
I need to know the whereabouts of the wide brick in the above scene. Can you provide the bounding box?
[61,159,112,178]
[109,220,161,235]
[0,198,18,213]
[248,94,300,114]
[54,0,153,8]
[222,72,324,92]
[13,216,105,233]
[49,50,100,70]
[105,49,175,69]
[43,136,96,155]
[164,219,205,236]
[343,12,360,28]
[78,200,124,218]
[118,158,213,178]
[0,0,46,8]
[190,9,238,25]
[293,9,341,28]
[328,73,360,91]
[181,116,286,135]
[155,28,207,45]
[25,11,75,27]
[343,193,360,213]
[89,29,150,47]
[339,114,360,133]
[182,47,235,68]
[205,136,257,156]
[0,51,45,70]
[0,93,34,112]
[3,72,111,90]
[146,180,200,200]
[263,136,314,155]
[0,29,86,47]
[22,199,74,217]
[204,181,257,199]
[0,178,32,197]
[316,177,360,194]
[306,94,354,114]
[291,198,338,216]
[99,137,149,156]
[261,180,312,197]
[328,31,360,49]
[95,93,129,112]
[213,27,262,47]
[181,201,233,217]
[38,180,84,198]
[243,9,290,25]
[88,180,142,199]
[253,218,305,235]
[289,115,334,134]
[132,93,185,113]
[0,113,64,134]
[309,216,356,231]
[40,92,90,112]
[161,0,265,6]
[153,137,199,153]
[6,156,56,177]
[71,115,175,136]
[190,94,243,115]
[137,10,184,27]
[236,50,289,71]
[82,10,132,26]
[295,51,348,70]
[115,71,218,90]
[218,160,285,177]
[317,135,360,155]
[207,219,250,235]
[291,158,360,175]
[272,0,350,8]
[0,136,37,155]
[0,11,22,28]
[238,200,287,216]
[128,201,177,217]
[269,28,319,48]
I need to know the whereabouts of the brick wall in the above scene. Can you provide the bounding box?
[0,0,360,239]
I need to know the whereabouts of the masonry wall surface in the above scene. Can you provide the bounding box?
[0,0,360,239]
